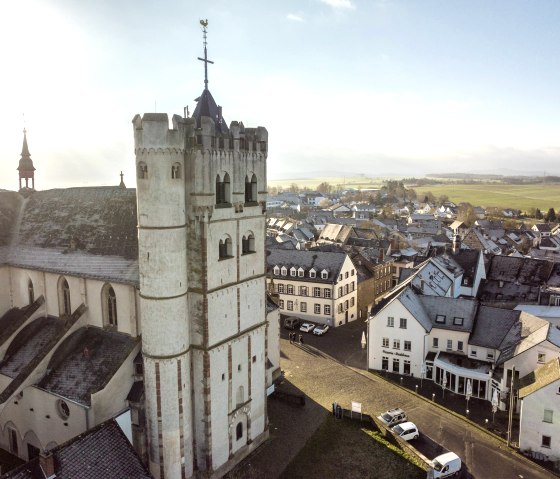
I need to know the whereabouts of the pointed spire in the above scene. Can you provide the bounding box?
[17,128,36,190]
[119,171,126,189]
[21,128,31,158]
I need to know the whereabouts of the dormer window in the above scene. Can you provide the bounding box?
[309,269,316,278]
[281,267,287,276]
[321,270,328,280]
[453,317,464,326]
[273,266,280,275]
[290,267,297,277]
[298,267,304,277]
[435,314,446,324]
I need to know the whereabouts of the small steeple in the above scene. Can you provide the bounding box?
[119,171,126,189]
[17,128,36,191]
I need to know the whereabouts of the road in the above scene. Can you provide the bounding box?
[281,323,554,479]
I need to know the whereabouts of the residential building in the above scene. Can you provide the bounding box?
[266,250,358,326]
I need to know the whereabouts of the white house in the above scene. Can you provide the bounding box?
[519,358,560,461]
[266,249,358,326]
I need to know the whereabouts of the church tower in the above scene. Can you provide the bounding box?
[134,21,269,479]
[17,128,36,190]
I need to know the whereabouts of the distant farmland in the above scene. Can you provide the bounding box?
[414,183,560,212]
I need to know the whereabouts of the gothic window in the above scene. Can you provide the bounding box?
[236,422,243,440]
[242,233,256,254]
[102,284,118,328]
[245,174,258,203]
[137,162,148,179]
[28,279,34,305]
[219,236,233,259]
[8,427,18,456]
[58,277,71,317]
[215,173,231,205]
[171,163,181,179]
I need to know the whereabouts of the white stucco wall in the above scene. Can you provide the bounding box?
[368,300,427,376]
[520,380,560,460]
[502,341,560,393]
[0,386,87,459]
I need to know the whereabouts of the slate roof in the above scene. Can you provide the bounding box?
[519,357,560,398]
[192,88,229,134]
[394,288,431,331]
[451,250,480,285]
[533,223,552,233]
[0,419,153,479]
[39,326,138,406]
[497,312,549,364]
[486,255,553,284]
[0,187,139,285]
[469,306,520,348]
[418,296,478,332]
[266,249,349,284]
[0,307,32,348]
[0,317,67,379]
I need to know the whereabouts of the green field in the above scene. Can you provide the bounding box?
[268,176,386,190]
[414,183,560,212]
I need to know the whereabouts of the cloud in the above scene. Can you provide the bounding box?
[319,0,356,10]
[287,13,305,22]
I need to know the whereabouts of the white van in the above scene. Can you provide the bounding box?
[427,452,461,478]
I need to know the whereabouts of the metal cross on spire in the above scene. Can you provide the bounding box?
[198,19,214,90]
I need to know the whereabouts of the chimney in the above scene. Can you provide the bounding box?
[40,451,56,478]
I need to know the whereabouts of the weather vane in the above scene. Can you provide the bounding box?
[198,19,214,90]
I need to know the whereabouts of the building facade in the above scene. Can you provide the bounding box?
[266,250,358,326]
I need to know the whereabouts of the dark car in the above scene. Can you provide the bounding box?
[284,317,301,330]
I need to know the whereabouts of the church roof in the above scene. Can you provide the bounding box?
[1,419,153,479]
[192,88,229,134]
[0,187,139,285]
[38,326,138,406]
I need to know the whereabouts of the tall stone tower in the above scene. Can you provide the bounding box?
[134,22,269,479]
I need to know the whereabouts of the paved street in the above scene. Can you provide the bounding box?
[241,320,556,479]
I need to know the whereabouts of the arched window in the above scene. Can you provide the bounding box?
[245,174,258,203]
[58,278,71,316]
[236,422,243,440]
[242,233,255,254]
[137,162,148,179]
[102,284,118,328]
[236,385,244,407]
[219,236,233,259]
[216,173,231,206]
[171,163,181,179]
[28,279,34,305]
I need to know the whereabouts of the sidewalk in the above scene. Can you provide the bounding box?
[377,370,517,443]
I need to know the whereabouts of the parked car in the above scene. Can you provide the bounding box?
[284,317,301,330]
[377,407,407,427]
[427,452,461,478]
[313,324,329,335]
[392,421,419,441]
[299,322,315,333]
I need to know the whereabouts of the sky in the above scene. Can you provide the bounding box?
[2,0,560,191]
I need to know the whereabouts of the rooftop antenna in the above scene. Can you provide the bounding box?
[198,19,214,90]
